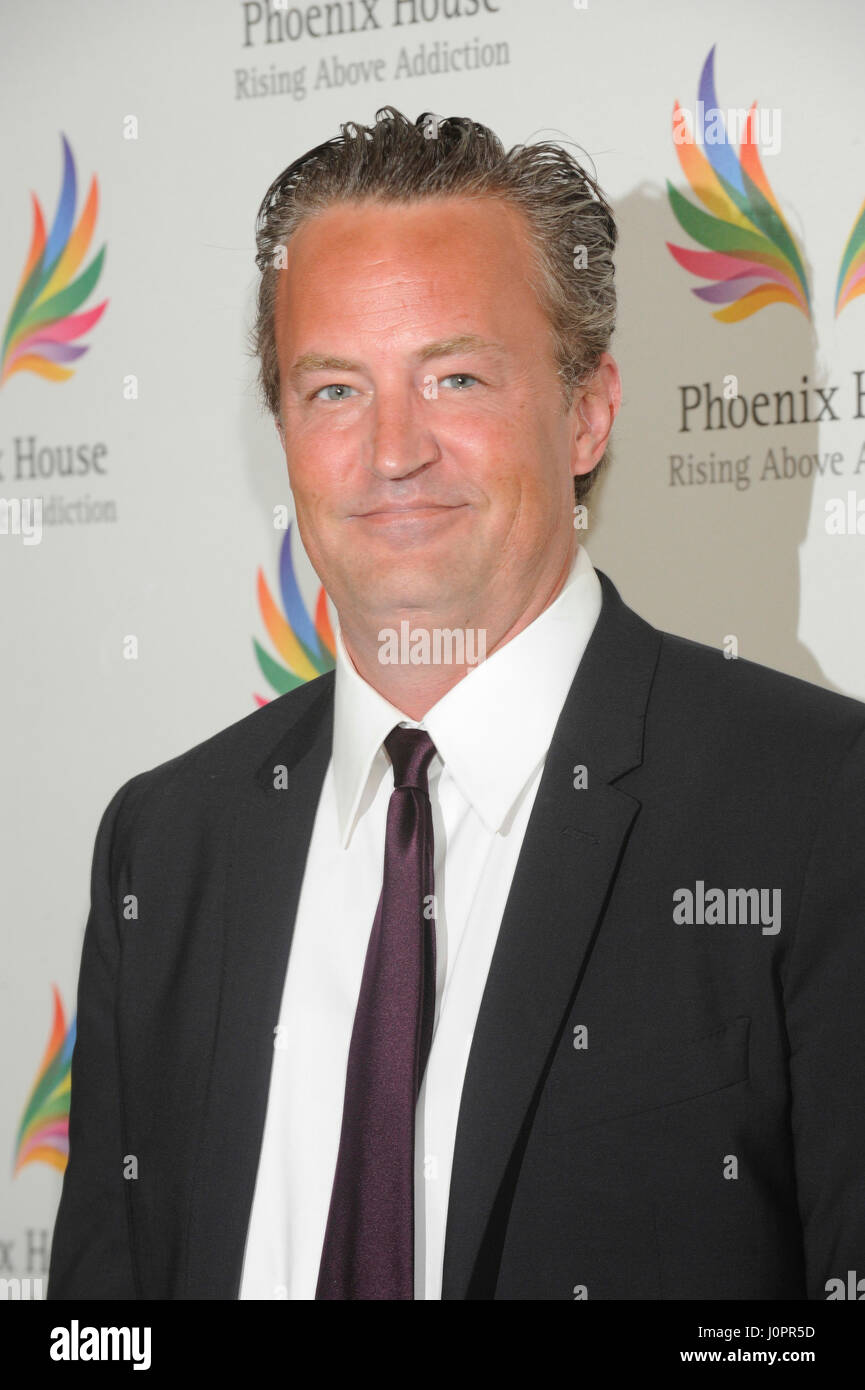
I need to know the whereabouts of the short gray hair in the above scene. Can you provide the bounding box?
[252,107,618,506]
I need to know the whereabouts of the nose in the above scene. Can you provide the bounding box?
[362,380,439,481]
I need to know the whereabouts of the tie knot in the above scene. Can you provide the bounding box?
[384,725,438,792]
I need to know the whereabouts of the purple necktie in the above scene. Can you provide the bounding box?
[315,725,438,1301]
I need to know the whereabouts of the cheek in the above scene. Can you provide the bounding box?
[442,406,510,450]
[437,417,521,502]
[285,444,345,507]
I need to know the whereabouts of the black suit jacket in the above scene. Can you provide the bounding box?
[47,568,865,1300]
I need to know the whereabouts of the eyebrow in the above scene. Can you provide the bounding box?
[286,333,507,386]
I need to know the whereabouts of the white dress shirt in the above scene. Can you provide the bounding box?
[238,543,602,1300]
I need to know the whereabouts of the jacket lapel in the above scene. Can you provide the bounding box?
[441,570,662,1298]
[184,676,335,1298]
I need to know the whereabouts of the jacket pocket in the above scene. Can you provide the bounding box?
[543,1014,751,1134]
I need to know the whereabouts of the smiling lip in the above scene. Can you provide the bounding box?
[353,503,466,520]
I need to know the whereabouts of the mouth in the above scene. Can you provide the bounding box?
[352,504,467,524]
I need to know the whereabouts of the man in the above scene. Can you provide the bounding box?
[49,108,865,1301]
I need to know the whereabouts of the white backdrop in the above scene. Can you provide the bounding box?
[2,0,863,1293]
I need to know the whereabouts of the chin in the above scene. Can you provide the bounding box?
[352,572,455,613]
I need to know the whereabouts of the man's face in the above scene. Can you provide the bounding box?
[273,195,612,631]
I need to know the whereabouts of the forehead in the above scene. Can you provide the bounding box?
[273,195,545,344]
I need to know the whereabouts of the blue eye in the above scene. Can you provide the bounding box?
[440,373,479,389]
[312,383,356,401]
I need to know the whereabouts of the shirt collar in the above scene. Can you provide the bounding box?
[331,544,602,846]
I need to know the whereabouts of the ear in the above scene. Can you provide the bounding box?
[568,352,622,481]
[275,415,285,447]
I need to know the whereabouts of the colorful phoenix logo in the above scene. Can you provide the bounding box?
[835,196,865,317]
[14,986,75,1176]
[0,134,108,388]
[254,523,336,705]
[667,46,865,321]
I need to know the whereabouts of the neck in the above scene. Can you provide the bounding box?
[338,542,577,720]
